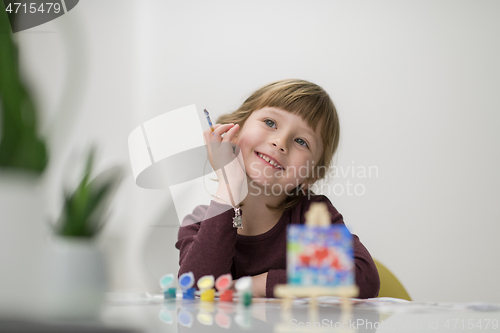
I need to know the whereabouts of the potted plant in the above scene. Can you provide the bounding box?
[1,5,123,321]
[47,149,122,320]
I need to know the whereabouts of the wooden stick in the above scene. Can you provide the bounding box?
[274,285,359,299]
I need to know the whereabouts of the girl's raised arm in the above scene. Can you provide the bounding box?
[176,201,238,285]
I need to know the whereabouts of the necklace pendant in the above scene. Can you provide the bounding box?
[232,208,243,229]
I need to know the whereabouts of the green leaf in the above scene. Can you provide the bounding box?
[0,2,48,173]
[55,149,123,238]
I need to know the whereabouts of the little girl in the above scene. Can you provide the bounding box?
[175,79,380,298]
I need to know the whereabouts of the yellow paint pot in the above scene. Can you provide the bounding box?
[200,288,215,302]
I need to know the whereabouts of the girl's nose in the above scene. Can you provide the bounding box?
[272,141,287,153]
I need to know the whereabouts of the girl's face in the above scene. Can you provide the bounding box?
[233,107,324,193]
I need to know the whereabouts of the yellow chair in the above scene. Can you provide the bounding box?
[373,259,412,301]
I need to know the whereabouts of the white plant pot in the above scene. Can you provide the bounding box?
[0,172,47,319]
[45,237,107,321]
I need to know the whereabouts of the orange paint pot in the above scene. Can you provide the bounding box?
[219,289,233,302]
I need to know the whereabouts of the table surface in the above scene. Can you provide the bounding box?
[99,294,500,333]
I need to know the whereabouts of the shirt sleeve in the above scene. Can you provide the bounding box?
[175,200,238,284]
[266,269,286,298]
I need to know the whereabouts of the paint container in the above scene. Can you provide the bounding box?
[235,276,252,306]
[215,274,233,302]
[197,275,215,302]
[179,272,196,300]
[159,273,177,299]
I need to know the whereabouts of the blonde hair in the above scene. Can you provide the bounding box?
[217,79,340,211]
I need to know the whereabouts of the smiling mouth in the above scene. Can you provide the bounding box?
[255,152,285,170]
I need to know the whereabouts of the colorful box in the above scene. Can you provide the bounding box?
[287,224,354,287]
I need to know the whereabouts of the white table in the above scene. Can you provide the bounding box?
[100,294,500,333]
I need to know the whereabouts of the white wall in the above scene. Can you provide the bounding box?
[15,0,500,302]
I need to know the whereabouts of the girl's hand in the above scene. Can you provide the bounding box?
[230,272,268,298]
[203,123,247,206]
[251,272,268,298]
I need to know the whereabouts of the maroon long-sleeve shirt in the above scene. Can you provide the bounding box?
[175,194,380,298]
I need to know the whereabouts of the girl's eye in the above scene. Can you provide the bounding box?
[295,138,309,148]
[264,119,276,128]
[264,119,309,148]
